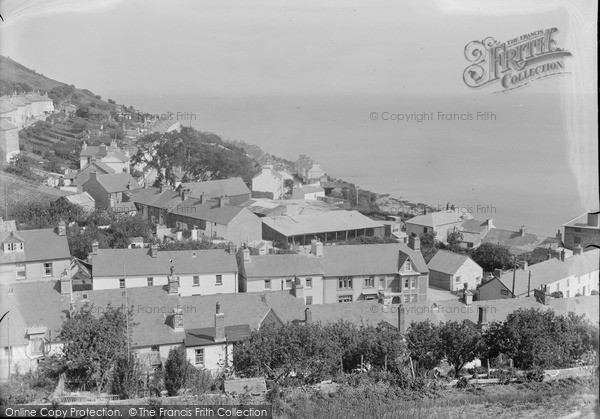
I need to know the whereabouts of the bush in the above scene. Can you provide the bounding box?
[456,376,470,388]
[524,368,545,382]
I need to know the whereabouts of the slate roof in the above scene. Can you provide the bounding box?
[241,198,338,217]
[406,210,473,228]
[131,187,182,210]
[63,192,95,208]
[0,281,71,346]
[563,213,600,230]
[262,210,383,237]
[89,172,141,193]
[170,197,246,225]
[0,228,70,265]
[482,228,560,255]
[180,178,251,199]
[0,101,18,112]
[80,161,115,175]
[427,250,478,275]
[244,254,324,278]
[320,243,428,277]
[296,185,324,194]
[496,249,600,296]
[81,145,129,162]
[90,248,238,277]
[73,287,305,347]
[184,325,252,347]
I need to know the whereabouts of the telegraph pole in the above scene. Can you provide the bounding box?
[527,271,532,297]
[511,255,517,298]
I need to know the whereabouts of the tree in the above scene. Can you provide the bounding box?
[406,321,444,372]
[164,346,196,396]
[471,242,511,272]
[438,321,484,377]
[419,232,439,263]
[59,303,130,392]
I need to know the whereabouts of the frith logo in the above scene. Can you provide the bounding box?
[463,28,572,92]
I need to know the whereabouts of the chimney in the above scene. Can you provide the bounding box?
[573,244,583,256]
[477,306,488,330]
[57,219,66,236]
[180,188,190,201]
[555,229,563,242]
[82,142,87,150]
[59,270,72,295]
[486,219,495,230]
[587,212,599,227]
[293,276,304,299]
[172,307,184,332]
[218,196,229,207]
[150,244,158,258]
[191,229,198,241]
[91,241,99,255]
[560,249,566,262]
[310,239,323,257]
[242,247,251,263]
[228,242,236,255]
[110,139,117,149]
[397,306,406,333]
[304,307,312,324]
[522,261,528,271]
[408,234,421,251]
[199,193,204,204]
[90,171,98,182]
[463,290,473,305]
[176,231,183,241]
[99,143,107,157]
[214,302,225,342]
[519,225,526,237]
[168,266,179,295]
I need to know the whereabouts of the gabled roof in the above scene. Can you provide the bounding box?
[184,325,251,347]
[88,172,141,193]
[482,228,559,255]
[131,187,181,210]
[296,185,324,194]
[180,178,251,198]
[80,160,115,175]
[0,228,70,265]
[63,192,95,207]
[320,243,428,277]
[496,249,600,296]
[81,145,129,162]
[170,197,246,225]
[406,210,473,228]
[244,254,323,278]
[90,248,238,277]
[0,281,71,346]
[262,210,383,237]
[427,250,479,275]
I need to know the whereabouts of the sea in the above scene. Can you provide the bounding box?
[112,92,592,237]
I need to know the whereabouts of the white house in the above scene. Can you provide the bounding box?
[427,250,483,292]
[88,246,239,296]
[291,184,325,200]
[405,209,473,243]
[251,165,293,199]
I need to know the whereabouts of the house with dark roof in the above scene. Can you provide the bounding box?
[427,250,483,292]
[239,238,429,305]
[481,225,560,258]
[79,140,130,173]
[88,246,239,296]
[82,171,142,210]
[0,221,71,285]
[261,210,385,245]
[476,248,599,300]
[562,212,600,252]
[131,185,183,226]
[179,178,251,205]
[168,194,262,245]
[72,160,115,191]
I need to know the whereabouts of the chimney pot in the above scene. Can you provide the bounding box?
[151,245,158,258]
[215,303,226,342]
[587,212,599,227]
[304,307,312,324]
[408,234,421,251]
[242,247,251,262]
[91,241,99,255]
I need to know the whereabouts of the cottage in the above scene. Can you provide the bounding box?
[0,119,19,162]
[251,165,293,199]
[405,209,473,243]
[562,212,600,252]
[291,184,325,200]
[82,171,141,210]
[427,250,483,292]
[179,178,251,205]
[79,140,130,173]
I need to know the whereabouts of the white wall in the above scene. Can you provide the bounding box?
[186,343,234,375]
[246,275,324,304]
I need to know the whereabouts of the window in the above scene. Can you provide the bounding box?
[364,276,375,288]
[404,277,410,289]
[82,293,88,300]
[574,227,581,233]
[500,289,509,296]
[411,294,418,302]
[193,276,200,287]
[29,337,44,355]
[338,277,353,290]
[566,278,570,287]
[195,349,204,366]
[403,295,410,303]
[216,275,223,285]
[5,242,24,252]
[363,293,378,300]
[285,279,292,289]
[147,277,154,287]
[151,345,159,352]
[16,263,26,279]
[264,279,271,289]
[338,295,352,303]
[119,278,125,288]
[411,277,417,289]
[404,260,411,272]
[305,278,312,288]
[556,283,560,291]
[43,262,52,277]
[455,276,461,283]
[379,276,385,289]
[306,296,313,305]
